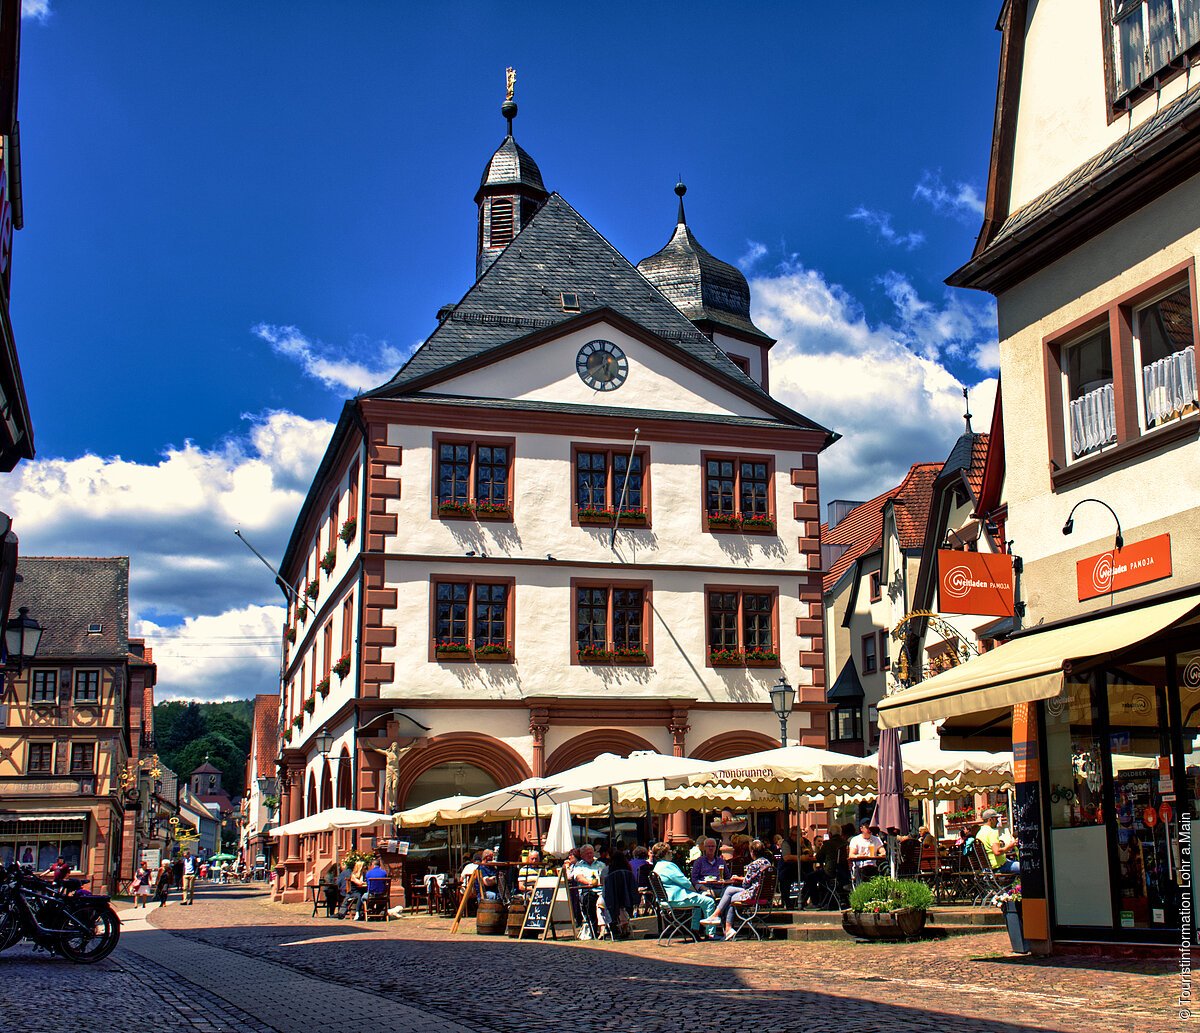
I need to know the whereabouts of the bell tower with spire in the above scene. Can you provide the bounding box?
[474,68,549,279]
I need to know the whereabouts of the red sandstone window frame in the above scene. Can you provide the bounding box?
[346,460,360,540]
[702,585,780,667]
[569,442,652,528]
[428,576,516,662]
[569,577,653,666]
[322,621,333,679]
[341,594,354,658]
[431,433,516,521]
[1043,258,1200,490]
[700,451,777,535]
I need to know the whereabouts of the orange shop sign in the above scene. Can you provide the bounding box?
[937,550,1015,617]
[1076,533,1173,602]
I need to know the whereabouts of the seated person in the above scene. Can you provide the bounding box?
[976,809,1019,874]
[689,837,730,893]
[365,857,389,896]
[650,841,716,932]
[338,860,367,920]
[629,845,650,886]
[476,849,500,901]
[320,863,341,916]
[571,844,608,933]
[848,822,884,887]
[700,839,775,940]
[598,849,637,937]
[517,850,543,894]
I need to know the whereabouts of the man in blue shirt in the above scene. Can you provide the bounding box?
[476,849,500,901]
[365,858,388,894]
[690,838,729,894]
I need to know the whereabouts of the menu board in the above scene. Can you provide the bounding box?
[1013,781,1044,899]
[519,873,573,939]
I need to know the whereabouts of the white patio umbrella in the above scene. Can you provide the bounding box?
[269,807,392,838]
[687,745,876,796]
[543,801,576,856]
[861,739,1014,796]
[452,775,592,850]
[392,795,524,828]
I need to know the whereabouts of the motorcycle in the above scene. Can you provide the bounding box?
[0,862,120,963]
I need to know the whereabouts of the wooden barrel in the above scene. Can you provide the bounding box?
[476,898,508,935]
[506,895,527,938]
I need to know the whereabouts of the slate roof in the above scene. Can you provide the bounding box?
[937,431,990,501]
[373,193,793,411]
[636,216,773,343]
[252,694,279,781]
[827,658,866,701]
[475,135,547,201]
[11,557,130,658]
[191,761,221,776]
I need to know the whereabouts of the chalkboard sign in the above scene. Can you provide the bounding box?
[519,872,574,940]
[1013,780,1045,899]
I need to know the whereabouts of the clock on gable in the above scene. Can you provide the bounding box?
[576,339,628,391]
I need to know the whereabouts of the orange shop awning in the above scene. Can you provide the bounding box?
[878,592,1200,729]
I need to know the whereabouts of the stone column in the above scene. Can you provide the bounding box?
[286,762,302,862]
[527,714,550,845]
[667,709,690,843]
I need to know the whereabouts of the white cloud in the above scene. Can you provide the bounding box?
[913,170,985,222]
[21,0,50,23]
[751,262,997,504]
[253,323,410,394]
[0,410,333,700]
[847,208,925,251]
[737,241,768,271]
[879,270,998,370]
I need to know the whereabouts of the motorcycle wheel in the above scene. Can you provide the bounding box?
[56,903,119,964]
[0,907,21,952]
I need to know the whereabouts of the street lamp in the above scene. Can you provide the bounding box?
[315,726,334,758]
[3,606,42,673]
[770,675,796,748]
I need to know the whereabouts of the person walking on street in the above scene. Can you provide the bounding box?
[154,859,173,907]
[180,849,197,905]
[132,861,152,908]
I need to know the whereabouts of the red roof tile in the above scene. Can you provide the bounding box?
[966,433,990,500]
[892,463,941,549]
[253,694,280,780]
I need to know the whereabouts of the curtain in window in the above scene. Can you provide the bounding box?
[1146,0,1176,73]
[1115,2,1146,93]
[1069,383,1117,457]
[1144,345,1198,426]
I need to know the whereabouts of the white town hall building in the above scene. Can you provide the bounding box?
[271,90,837,899]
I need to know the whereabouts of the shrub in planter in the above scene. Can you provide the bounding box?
[320,549,337,575]
[616,507,648,525]
[613,645,648,663]
[339,518,357,544]
[745,648,780,667]
[741,513,776,532]
[843,877,933,940]
[577,506,615,525]
[305,581,320,601]
[333,652,351,679]
[285,627,296,644]
[296,603,308,622]
[474,499,512,520]
[316,676,330,698]
[706,512,743,530]
[303,696,316,715]
[435,640,471,659]
[291,714,303,729]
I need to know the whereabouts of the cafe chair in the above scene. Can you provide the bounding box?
[805,866,848,911]
[364,877,392,922]
[966,840,1016,907]
[601,869,639,940]
[727,868,777,941]
[646,870,699,946]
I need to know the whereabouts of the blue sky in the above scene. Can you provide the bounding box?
[3,1,1004,698]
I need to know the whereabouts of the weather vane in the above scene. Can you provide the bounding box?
[505,67,516,101]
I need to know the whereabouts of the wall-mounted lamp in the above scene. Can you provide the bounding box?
[1062,498,1123,550]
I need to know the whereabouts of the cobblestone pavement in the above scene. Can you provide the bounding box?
[0,882,1181,1033]
[129,883,1180,1033]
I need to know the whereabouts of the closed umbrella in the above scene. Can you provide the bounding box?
[544,801,576,856]
[871,727,909,877]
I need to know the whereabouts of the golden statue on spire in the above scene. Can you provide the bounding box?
[505,66,516,101]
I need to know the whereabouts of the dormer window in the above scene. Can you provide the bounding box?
[560,292,580,312]
[1108,1,1200,111]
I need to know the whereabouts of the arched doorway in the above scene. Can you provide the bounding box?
[403,762,503,874]
[691,730,779,761]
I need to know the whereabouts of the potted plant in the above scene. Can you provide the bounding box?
[745,648,780,667]
[842,876,933,940]
[474,499,512,521]
[333,652,351,679]
[296,602,308,622]
[613,644,648,664]
[577,505,615,526]
[305,581,320,602]
[741,513,776,533]
[437,498,474,518]
[706,511,743,531]
[285,626,296,644]
[577,642,613,663]
[474,641,513,662]
[708,647,744,667]
[616,507,648,526]
[320,548,337,575]
[996,883,1028,953]
[316,676,330,698]
[435,639,472,660]
[339,517,357,544]
[303,696,315,715]
[291,714,303,730]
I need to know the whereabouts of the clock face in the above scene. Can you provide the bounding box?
[576,339,628,391]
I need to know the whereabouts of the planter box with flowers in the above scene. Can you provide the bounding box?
[996,884,1028,953]
[296,602,308,623]
[285,626,296,644]
[305,581,320,603]
[708,648,745,668]
[842,876,932,941]
[320,549,337,576]
[282,727,292,744]
[474,499,513,521]
[437,499,474,519]
[434,640,472,661]
[576,643,614,664]
[740,513,777,534]
[333,652,351,680]
[303,696,316,715]
[944,808,977,829]
[745,649,780,668]
[291,714,303,730]
[474,642,513,663]
[577,506,616,526]
[316,676,330,698]
[616,507,648,527]
[339,517,357,545]
[706,512,743,532]
[613,645,649,665]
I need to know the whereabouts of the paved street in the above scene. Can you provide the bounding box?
[0,883,1182,1033]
